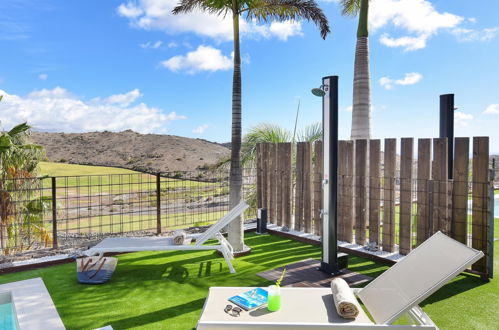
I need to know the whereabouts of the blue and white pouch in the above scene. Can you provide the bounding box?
[77,256,118,284]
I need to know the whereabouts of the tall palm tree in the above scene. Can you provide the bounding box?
[341,0,371,140]
[173,0,330,252]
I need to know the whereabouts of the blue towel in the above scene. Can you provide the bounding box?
[77,257,117,284]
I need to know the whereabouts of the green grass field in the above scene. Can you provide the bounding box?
[0,232,496,329]
[39,162,140,176]
[38,162,218,195]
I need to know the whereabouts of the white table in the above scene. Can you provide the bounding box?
[197,287,375,329]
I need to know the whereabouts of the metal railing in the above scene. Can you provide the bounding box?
[0,169,257,255]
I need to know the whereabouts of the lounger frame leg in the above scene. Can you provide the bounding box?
[220,248,236,274]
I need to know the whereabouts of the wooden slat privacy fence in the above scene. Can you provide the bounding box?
[256,137,493,277]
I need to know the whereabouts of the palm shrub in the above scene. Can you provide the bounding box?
[0,121,49,253]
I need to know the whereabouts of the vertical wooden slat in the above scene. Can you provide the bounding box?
[452,137,469,244]
[256,143,263,209]
[282,143,292,229]
[294,143,304,231]
[355,139,368,245]
[303,143,312,233]
[276,144,284,226]
[472,136,489,272]
[338,141,354,242]
[313,141,323,236]
[382,139,396,252]
[369,140,381,245]
[399,138,414,255]
[432,138,449,235]
[269,143,277,224]
[416,139,431,245]
[261,143,269,212]
[338,141,347,242]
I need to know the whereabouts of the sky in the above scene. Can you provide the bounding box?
[1,0,499,151]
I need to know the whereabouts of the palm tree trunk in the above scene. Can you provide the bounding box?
[350,0,371,140]
[228,9,244,252]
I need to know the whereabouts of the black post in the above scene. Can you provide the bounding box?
[319,76,340,274]
[51,177,58,249]
[156,173,161,235]
[440,94,454,179]
[256,208,267,234]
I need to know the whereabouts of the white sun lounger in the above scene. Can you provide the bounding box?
[197,231,484,329]
[84,201,249,273]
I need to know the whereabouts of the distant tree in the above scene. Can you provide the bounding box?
[173,0,330,252]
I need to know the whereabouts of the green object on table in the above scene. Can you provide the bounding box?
[267,284,281,311]
[267,293,281,311]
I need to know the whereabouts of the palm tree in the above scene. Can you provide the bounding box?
[341,0,371,140]
[173,0,330,252]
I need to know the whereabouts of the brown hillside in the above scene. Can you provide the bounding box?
[31,130,229,173]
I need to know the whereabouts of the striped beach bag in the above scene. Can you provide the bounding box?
[77,256,118,284]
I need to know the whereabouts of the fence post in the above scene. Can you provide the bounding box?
[156,173,161,235]
[487,169,494,279]
[51,177,58,249]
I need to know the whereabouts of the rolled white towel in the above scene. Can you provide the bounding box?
[172,230,186,245]
[330,278,361,319]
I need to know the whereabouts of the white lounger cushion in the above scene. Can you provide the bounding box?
[89,236,192,251]
[358,231,484,325]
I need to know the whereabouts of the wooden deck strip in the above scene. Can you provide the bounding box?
[257,258,372,288]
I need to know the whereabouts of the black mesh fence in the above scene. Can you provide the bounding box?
[0,169,257,255]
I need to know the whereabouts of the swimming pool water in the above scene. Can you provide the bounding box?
[0,302,19,330]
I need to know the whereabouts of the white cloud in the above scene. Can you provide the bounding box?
[379,72,422,90]
[269,21,303,41]
[140,40,162,49]
[38,73,48,81]
[193,124,209,134]
[0,87,185,133]
[161,45,232,74]
[454,111,473,128]
[370,0,463,51]
[117,2,143,18]
[94,88,142,107]
[168,41,178,48]
[117,0,302,42]
[483,104,499,115]
[379,34,427,51]
[452,26,499,42]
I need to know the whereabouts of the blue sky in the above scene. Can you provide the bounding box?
[1,0,499,151]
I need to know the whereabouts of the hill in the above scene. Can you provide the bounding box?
[31,130,229,173]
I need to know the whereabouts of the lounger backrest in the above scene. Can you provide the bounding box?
[358,231,484,325]
[195,201,249,246]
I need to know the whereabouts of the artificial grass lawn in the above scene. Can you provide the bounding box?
[0,233,497,329]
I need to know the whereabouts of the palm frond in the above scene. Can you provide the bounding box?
[339,0,361,16]
[245,0,330,39]
[237,123,291,167]
[8,122,30,138]
[172,0,231,16]
[297,122,322,142]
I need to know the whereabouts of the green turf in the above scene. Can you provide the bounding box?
[0,233,496,329]
[39,162,140,176]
